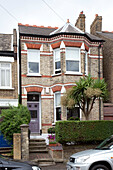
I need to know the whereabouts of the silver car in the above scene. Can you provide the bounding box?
[67,135,113,170]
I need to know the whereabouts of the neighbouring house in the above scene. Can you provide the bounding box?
[18,11,104,135]
[90,14,113,120]
[0,29,18,114]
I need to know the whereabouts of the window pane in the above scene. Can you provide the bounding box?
[66,61,79,72]
[28,50,40,62]
[1,63,10,68]
[30,110,37,118]
[55,50,60,61]
[27,94,39,102]
[29,62,39,73]
[56,107,61,120]
[67,107,80,120]
[1,70,5,86]
[66,48,79,60]
[55,93,61,106]
[55,61,61,69]
[6,70,10,86]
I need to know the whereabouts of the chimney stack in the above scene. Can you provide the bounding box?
[75,11,86,32]
[90,14,102,35]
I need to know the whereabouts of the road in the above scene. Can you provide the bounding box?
[41,163,67,170]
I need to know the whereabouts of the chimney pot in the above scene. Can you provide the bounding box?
[67,19,69,23]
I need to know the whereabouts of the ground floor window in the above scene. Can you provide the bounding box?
[54,92,61,121]
[67,106,80,120]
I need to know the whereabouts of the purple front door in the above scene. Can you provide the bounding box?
[27,102,40,133]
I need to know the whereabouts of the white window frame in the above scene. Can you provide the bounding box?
[85,51,88,75]
[54,48,61,75]
[66,47,81,74]
[27,49,40,76]
[0,62,12,88]
[54,92,61,122]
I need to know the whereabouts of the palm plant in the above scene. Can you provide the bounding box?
[61,74,108,120]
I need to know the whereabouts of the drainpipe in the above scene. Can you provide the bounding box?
[19,34,22,104]
[98,43,102,120]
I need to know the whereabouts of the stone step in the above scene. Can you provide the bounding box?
[29,142,46,146]
[29,139,45,142]
[29,146,46,150]
[37,158,55,167]
[0,147,12,154]
[29,149,48,153]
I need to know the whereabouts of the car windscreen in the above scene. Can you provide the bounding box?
[95,136,113,150]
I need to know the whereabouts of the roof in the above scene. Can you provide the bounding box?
[50,22,84,35]
[19,24,57,36]
[96,31,113,40]
[18,22,103,42]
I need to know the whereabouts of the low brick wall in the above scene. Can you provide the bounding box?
[63,144,98,162]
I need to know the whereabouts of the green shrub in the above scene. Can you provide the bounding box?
[48,127,55,134]
[69,117,80,121]
[0,104,31,142]
[55,120,113,144]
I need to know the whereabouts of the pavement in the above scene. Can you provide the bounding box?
[41,163,67,170]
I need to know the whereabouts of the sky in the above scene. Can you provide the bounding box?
[0,0,113,34]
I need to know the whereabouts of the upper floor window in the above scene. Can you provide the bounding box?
[28,49,40,75]
[66,47,80,73]
[0,63,11,88]
[54,92,61,122]
[54,48,61,74]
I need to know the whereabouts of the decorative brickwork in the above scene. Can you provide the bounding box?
[26,86,43,93]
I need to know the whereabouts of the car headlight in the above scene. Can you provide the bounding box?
[76,155,90,163]
[32,166,41,170]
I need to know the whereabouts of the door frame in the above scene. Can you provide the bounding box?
[27,92,41,134]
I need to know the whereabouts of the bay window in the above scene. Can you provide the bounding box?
[54,92,61,121]
[54,48,61,74]
[0,63,11,88]
[28,49,40,75]
[66,47,80,73]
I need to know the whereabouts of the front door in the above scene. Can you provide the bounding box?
[27,102,39,133]
[27,93,40,133]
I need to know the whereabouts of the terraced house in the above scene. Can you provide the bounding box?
[18,12,104,135]
[0,29,18,114]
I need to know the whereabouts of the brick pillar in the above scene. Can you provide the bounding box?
[13,133,21,160]
[20,124,29,160]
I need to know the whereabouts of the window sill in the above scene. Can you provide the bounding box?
[52,73,62,77]
[27,73,42,77]
[0,87,14,90]
[65,72,83,75]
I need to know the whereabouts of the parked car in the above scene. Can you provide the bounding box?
[0,154,41,170]
[67,135,113,170]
